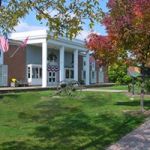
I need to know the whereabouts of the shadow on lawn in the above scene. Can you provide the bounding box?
[116,99,150,109]
[0,95,145,150]
[0,141,45,150]
[0,94,19,101]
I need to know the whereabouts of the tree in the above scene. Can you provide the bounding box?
[0,0,103,38]
[103,0,150,67]
[108,61,132,85]
[86,0,150,112]
[86,33,119,66]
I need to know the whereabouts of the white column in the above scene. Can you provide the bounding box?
[74,49,78,81]
[42,39,47,87]
[85,51,90,85]
[59,46,65,82]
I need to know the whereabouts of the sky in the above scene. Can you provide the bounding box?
[15,0,108,41]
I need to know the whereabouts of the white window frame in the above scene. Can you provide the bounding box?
[27,64,42,79]
[82,70,86,80]
[65,68,74,80]
[27,64,42,85]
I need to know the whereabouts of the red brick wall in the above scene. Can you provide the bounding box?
[4,45,26,85]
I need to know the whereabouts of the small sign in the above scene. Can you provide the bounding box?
[128,66,141,77]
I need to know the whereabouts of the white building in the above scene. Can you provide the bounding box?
[1,30,107,87]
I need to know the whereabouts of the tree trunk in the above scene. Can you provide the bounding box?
[132,77,135,95]
[140,64,145,112]
[140,81,144,112]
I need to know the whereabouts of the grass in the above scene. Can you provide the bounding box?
[100,85,128,90]
[0,91,149,150]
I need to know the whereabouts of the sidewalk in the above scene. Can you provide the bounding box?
[82,88,127,93]
[0,86,52,94]
[107,119,150,150]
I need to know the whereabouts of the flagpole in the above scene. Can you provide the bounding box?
[9,47,20,58]
[9,36,29,58]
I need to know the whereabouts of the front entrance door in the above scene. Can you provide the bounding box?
[48,71,57,86]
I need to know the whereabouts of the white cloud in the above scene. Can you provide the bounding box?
[14,21,99,41]
[76,30,91,41]
[76,30,100,41]
[14,21,47,32]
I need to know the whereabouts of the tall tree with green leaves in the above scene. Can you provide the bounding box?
[0,0,103,38]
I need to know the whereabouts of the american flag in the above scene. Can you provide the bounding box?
[0,35,9,52]
[20,37,29,48]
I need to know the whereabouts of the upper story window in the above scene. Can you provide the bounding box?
[90,62,95,70]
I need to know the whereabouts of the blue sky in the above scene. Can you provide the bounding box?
[15,0,108,40]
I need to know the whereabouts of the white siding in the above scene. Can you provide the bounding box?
[0,50,3,65]
[0,65,8,86]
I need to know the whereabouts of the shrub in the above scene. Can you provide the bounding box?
[108,63,132,84]
[145,78,150,93]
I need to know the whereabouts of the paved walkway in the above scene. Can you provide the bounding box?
[0,86,52,94]
[82,88,127,93]
[107,119,150,150]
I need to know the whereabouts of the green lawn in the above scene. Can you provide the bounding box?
[101,85,128,90]
[0,91,149,150]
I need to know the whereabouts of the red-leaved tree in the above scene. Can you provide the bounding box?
[86,0,150,112]
[86,33,120,66]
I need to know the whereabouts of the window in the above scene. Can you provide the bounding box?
[82,70,86,80]
[28,67,30,78]
[39,68,42,78]
[83,61,86,66]
[90,62,95,70]
[92,71,95,79]
[66,70,69,78]
[27,65,42,79]
[48,53,57,63]
[65,68,74,79]
[71,70,74,78]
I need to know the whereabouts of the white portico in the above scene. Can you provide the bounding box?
[10,30,90,87]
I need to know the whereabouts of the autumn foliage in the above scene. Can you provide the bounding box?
[86,33,118,66]
[86,0,150,67]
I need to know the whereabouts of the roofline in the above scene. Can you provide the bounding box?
[10,29,87,49]
[8,39,23,45]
